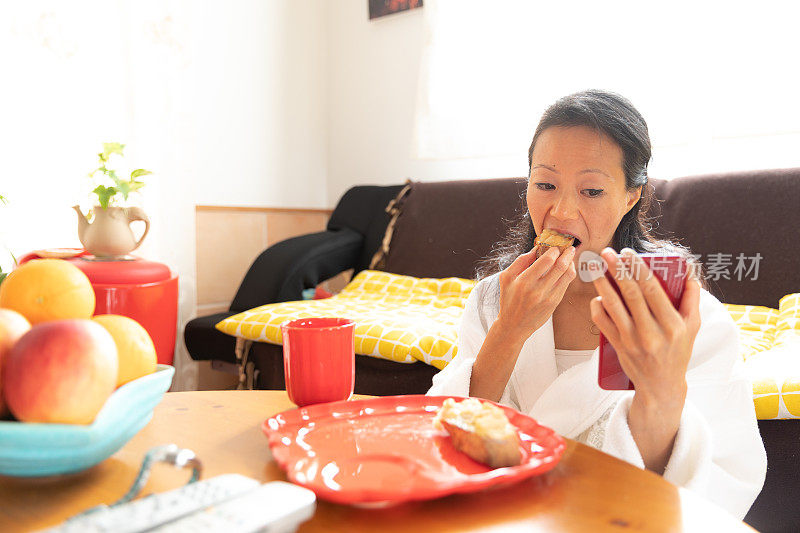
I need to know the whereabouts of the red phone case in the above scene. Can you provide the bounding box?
[598,254,690,390]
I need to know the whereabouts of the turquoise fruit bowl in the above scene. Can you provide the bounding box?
[0,364,174,477]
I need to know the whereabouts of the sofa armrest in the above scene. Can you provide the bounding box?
[184,311,238,362]
[229,227,364,312]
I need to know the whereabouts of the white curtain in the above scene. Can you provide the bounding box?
[414,0,800,178]
[0,0,199,390]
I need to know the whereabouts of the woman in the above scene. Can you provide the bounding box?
[428,90,766,519]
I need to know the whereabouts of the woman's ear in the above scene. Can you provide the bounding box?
[625,185,643,214]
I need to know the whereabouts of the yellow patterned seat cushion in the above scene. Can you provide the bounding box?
[724,303,779,360]
[776,293,800,347]
[215,270,476,369]
[728,293,800,419]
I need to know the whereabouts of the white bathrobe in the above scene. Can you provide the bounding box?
[427,273,767,520]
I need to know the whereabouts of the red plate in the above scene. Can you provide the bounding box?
[263,395,566,505]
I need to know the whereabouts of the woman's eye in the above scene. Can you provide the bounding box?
[583,189,604,198]
[535,183,555,191]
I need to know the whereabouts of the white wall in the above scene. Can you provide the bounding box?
[192,1,329,209]
[0,0,329,258]
[326,0,524,208]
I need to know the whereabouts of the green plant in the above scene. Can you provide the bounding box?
[88,143,152,209]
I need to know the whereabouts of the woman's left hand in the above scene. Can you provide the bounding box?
[590,247,701,403]
[589,247,702,473]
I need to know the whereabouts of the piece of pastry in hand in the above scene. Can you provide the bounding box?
[534,229,576,259]
[434,398,522,468]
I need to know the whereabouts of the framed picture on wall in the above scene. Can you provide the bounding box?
[369,0,423,20]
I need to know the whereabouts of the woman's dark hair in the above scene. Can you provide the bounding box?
[477,89,704,286]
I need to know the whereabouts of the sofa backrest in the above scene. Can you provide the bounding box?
[647,168,800,307]
[381,178,527,280]
[380,168,800,308]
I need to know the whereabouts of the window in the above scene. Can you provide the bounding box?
[413,0,800,178]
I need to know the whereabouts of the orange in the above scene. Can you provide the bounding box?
[92,314,157,387]
[0,259,95,325]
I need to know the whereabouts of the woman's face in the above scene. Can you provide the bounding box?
[527,125,641,262]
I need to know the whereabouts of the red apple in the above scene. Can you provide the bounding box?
[0,308,32,418]
[4,319,118,424]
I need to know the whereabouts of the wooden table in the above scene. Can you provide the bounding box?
[0,391,753,532]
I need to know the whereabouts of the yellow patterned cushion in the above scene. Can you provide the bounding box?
[776,293,800,347]
[215,270,476,369]
[729,293,800,419]
[744,345,800,419]
[723,303,779,360]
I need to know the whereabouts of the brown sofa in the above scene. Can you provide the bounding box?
[186,168,800,531]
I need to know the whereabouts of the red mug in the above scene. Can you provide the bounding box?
[281,317,356,407]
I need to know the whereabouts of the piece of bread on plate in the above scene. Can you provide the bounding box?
[434,398,522,468]
[534,229,575,259]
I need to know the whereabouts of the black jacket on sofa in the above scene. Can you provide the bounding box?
[184,184,404,365]
[185,169,800,532]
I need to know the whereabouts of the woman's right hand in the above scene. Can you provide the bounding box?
[469,244,576,401]
[495,244,577,343]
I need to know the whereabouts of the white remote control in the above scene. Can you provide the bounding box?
[47,474,316,533]
[151,481,316,533]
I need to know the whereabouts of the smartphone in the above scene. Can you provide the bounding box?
[598,253,690,390]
